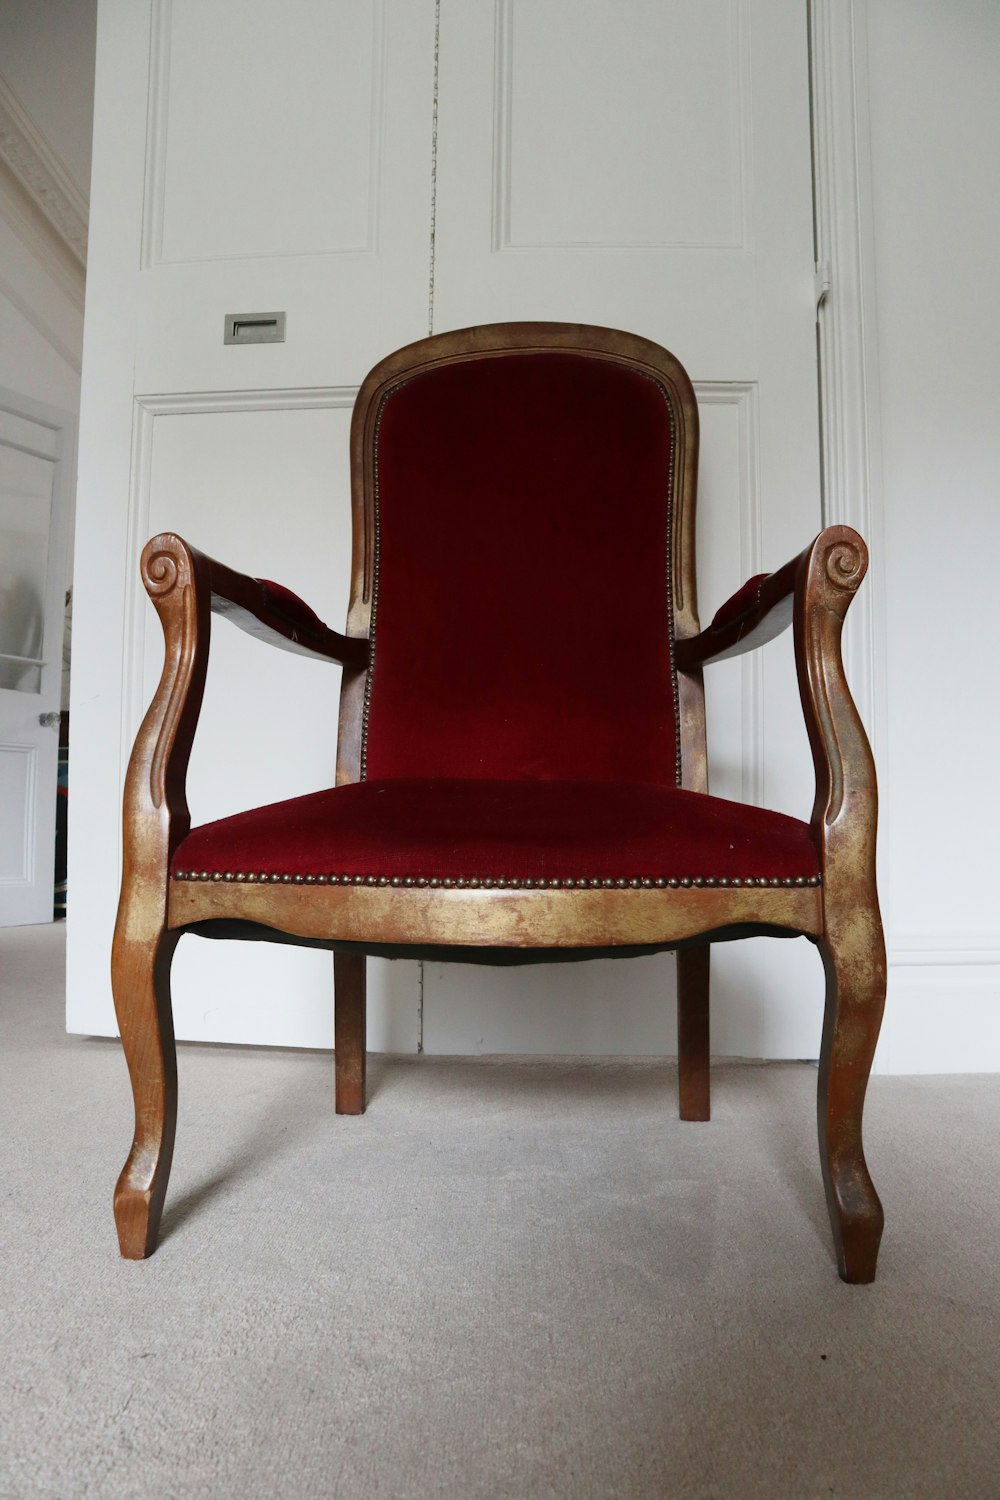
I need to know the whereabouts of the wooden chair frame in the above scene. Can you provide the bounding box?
[111,324,885,1280]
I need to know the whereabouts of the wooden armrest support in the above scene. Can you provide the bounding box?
[206,553,368,668]
[125,534,367,869]
[674,524,879,894]
[792,526,878,860]
[674,551,802,670]
[114,531,370,1258]
[681,520,878,885]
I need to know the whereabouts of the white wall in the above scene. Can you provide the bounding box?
[0,165,84,412]
[865,0,1000,1070]
[0,0,94,506]
[0,3,93,932]
[0,239,80,409]
[0,0,97,198]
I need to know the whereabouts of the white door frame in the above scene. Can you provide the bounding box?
[810,0,884,754]
[0,386,76,926]
[811,0,893,1063]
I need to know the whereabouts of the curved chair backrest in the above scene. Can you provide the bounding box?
[338,323,701,789]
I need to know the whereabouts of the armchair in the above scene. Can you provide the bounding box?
[112,323,885,1281]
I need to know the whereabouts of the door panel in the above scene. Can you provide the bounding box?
[69,0,436,1041]
[0,393,73,927]
[497,0,746,251]
[132,0,432,395]
[130,400,411,1049]
[427,0,822,1057]
[150,0,381,265]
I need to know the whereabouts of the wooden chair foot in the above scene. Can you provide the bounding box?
[111,928,179,1259]
[334,951,367,1115]
[677,945,710,1121]
[817,932,886,1283]
[114,1178,167,1260]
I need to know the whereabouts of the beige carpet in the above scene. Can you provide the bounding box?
[1,923,998,1499]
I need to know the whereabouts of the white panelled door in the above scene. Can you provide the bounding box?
[73,0,827,1060]
[426,0,825,1056]
[69,0,436,1044]
[0,392,73,927]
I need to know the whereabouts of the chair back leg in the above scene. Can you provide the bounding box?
[334,952,367,1114]
[677,945,711,1121]
[111,925,180,1258]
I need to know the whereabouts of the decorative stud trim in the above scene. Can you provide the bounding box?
[358,384,392,779]
[647,373,683,787]
[172,869,820,889]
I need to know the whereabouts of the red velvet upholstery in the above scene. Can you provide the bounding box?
[172,780,819,887]
[257,579,328,638]
[364,353,679,785]
[177,351,823,901]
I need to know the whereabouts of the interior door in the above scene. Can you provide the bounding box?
[0,392,74,927]
[69,0,436,1044]
[73,0,826,1060]
[425,0,825,1056]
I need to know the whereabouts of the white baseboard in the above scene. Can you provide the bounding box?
[875,954,1000,1074]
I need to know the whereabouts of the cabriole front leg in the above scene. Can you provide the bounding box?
[793,527,885,1281]
[111,534,207,1258]
[111,924,180,1259]
[816,922,886,1283]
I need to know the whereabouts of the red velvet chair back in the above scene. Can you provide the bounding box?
[355,333,695,788]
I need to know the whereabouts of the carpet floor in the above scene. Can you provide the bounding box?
[1,922,998,1499]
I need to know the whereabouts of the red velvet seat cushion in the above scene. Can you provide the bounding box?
[365,353,680,785]
[172,780,819,888]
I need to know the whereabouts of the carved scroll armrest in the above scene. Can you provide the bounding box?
[674,551,802,670]
[122,536,211,881]
[205,551,368,668]
[793,525,879,888]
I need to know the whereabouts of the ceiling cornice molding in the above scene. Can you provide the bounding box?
[0,70,88,268]
[0,160,86,312]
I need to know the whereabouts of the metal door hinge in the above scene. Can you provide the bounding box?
[815,261,832,313]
